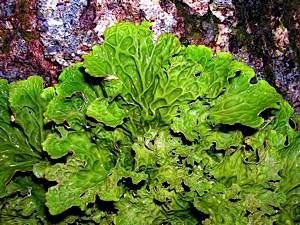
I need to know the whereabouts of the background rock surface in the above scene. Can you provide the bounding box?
[0,0,299,113]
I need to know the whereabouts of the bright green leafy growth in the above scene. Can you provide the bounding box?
[87,98,125,127]
[0,79,42,198]
[0,22,299,224]
[42,130,112,215]
[44,64,100,130]
[209,75,281,128]
[0,176,47,224]
[9,76,47,151]
[83,21,202,127]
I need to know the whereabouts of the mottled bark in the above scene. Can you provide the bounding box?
[0,0,299,112]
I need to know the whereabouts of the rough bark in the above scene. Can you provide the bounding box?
[0,0,299,113]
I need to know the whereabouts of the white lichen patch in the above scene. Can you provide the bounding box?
[210,0,236,52]
[209,1,235,23]
[94,10,117,40]
[37,0,89,65]
[182,0,209,16]
[37,0,179,66]
[273,25,289,55]
[214,24,231,51]
[139,0,178,39]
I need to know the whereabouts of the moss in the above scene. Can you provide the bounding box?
[281,0,300,65]
[173,0,217,45]
[233,27,250,46]
[17,0,39,41]
[0,33,11,54]
[22,31,38,41]
[19,0,28,14]
[232,0,279,85]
